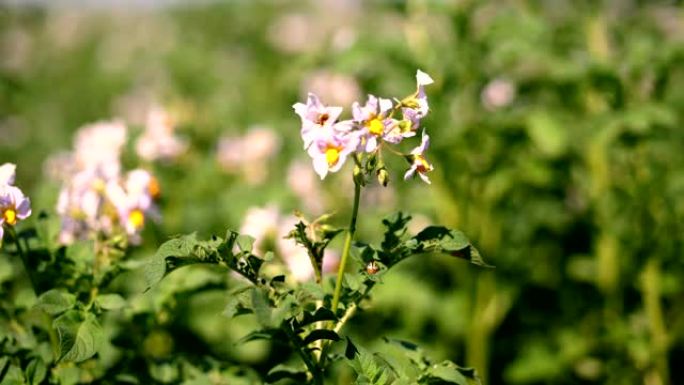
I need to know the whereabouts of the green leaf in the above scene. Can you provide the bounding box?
[144,234,201,289]
[345,337,359,360]
[294,307,338,329]
[381,212,412,251]
[25,357,47,385]
[35,289,76,315]
[66,240,95,265]
[411,227,492,268]
[251,288,273,327]
[223,286,254,319]
[236,234,255,252]
[302,329,340,345]
[419,361,480,385]
[95,294,127,310]
[265,365,308,383]
[236,329,281,345]
[53,310,103,363]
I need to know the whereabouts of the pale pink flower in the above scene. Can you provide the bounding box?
[293,93,345,150]
[0,163,16,186]
[481,78,516,110]
[216,127,281,185]
[73,120,127,179]
[352,94,401,152]
[277,215,338,282]
[302,70,361,107]
[136,107,187,162]
[307,127,360,179]
[403,131,434,184]
[287,160,324,215]
[0,164,31,242]
[239,206,338,282]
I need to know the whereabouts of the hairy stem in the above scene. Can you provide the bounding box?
[331,180,362,313]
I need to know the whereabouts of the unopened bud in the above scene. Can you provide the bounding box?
[353,165,365,186]
[400,95,420,109]
[377,167,390,187]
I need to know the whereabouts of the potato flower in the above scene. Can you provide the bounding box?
[293,93,345,149]
[352,94,402,152]
[307,127,360,180]
[403,131,434,184]
[0,163,31,242]
[136,107,187,162]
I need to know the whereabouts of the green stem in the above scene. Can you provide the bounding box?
[331,180,362,314]
[7,226,38,293]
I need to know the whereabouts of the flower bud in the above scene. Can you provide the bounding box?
[353,165,365,186]
[377,167,390,187]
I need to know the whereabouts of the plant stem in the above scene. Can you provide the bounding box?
[8,226,38,293]
[331,180,362,314]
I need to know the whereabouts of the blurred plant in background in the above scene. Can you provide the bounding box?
[1,0,683,384]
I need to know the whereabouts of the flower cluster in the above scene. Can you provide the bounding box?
[56,121,159,244]
[0,163,32,243]
[294,70,435,183]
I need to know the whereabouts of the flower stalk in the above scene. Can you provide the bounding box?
[331,179,362,314]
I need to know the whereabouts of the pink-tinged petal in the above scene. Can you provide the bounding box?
[352,101,364,122]
[0,225,4,241]
[418,172,432,184]
[307,93,325,110]
[365,136,378,152]
[404,166,416,180]
[312,156,329,179]
[326,106,343,124]
[416,70,434,87]
[293,102,308,120]
[0,163,16,185]
[378,98,393,114]
[15,197,31,219]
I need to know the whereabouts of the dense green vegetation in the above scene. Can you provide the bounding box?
[1,1,683,384]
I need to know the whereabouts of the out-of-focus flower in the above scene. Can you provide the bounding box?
[0,163,31,242]
[136,107,187,162]
[106,169,158,242]
[404,131,434,184]
[307,128,360,180]
[302,70,361,107]
[217,126,281,186]
[55,121,160,245]
[43,152,77,183]
[481,78,516,110]
[240,205,338,282]
[287,160,324,215]
[73,120,127,180]
[0,163,16,186]
[293,93,344,150]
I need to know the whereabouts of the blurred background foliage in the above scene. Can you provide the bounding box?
[1,0,683,384]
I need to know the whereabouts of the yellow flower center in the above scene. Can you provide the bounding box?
[128,209,145,230]
[148,177,161,199]
[367,118,384,136]
[92,178,106,193]
[325,147,342,166]
[3,208,17,226]
[415,155,431,173]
